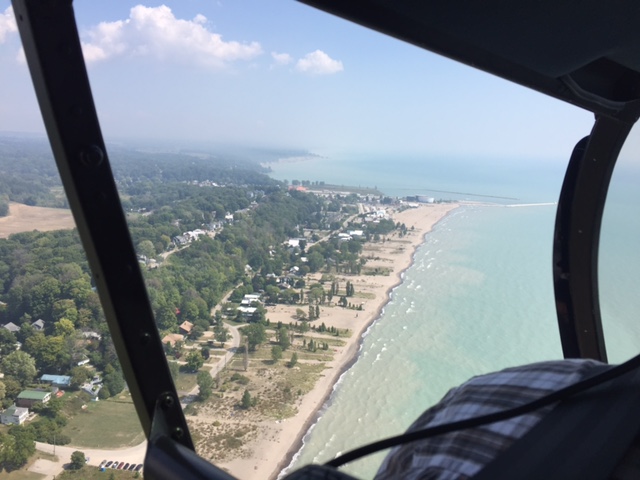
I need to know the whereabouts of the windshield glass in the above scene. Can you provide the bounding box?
[600,124,640,364]
[0,1,613,478]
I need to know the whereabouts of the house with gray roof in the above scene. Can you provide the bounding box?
[2,322,19,333]
[31,319,45,331]
[1,405,29,425]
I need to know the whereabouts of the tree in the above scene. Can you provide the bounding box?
[1,351,36,386]
[250,305,267,324]
[0,328,17,356]
[201,347,210,360]
[276,327,290,350]
[271,346,283,363]
[0,426,35,470]
[185,351,204,372]
[0,381,5,402]
[288,352,298,368]
[70,451,86,470]
[104,370,125,396]
[70,366,92,389]
[240,389,252,409]
[54,318,75,337]
[214,324,229,348]
[242,323,266,351]
[98,385,111,400]
[137,239,156,260]
[299,321,310,334]
[23,334,71,373]
[197,371,214,400]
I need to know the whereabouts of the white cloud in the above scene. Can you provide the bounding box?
[0,6,17,43]
[271,51,292,66]
[295,50,343,75]
[81,4,262,67]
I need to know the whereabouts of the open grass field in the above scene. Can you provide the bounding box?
[174,371,198,392]
[61,395,145,448]
[0,203,75,238]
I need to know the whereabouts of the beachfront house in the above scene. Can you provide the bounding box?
[16,390,51,408]
[1,405,29,425]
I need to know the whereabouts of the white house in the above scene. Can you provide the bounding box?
[1,405,29,425]
[240,294,262,306]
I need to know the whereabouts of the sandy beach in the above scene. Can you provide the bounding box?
[202,202,458,479]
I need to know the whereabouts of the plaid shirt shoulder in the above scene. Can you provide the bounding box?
[375,359,604,480]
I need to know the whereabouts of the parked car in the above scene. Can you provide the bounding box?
[123,463,130,470]
[134,464,143,472]
[104,461,112,468]
[117,462,124,469]
[128,464,136,471]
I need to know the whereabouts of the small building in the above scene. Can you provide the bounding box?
[82,331,102,341]
[172,235,189,247]
[237,306,257,318]
[162,333,184,347]
[77,357,90,367]
[82,383,102,398]
[41,374,71,388]
[31,319,45,331]
[179,321,193,335]
[241,294,262,306]
[1,405,29,425]
[16,390,51,408]
[2,322,20,333]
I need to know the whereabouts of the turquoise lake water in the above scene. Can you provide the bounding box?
[268,152,640,478]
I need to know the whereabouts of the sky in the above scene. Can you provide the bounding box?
[0,1,607,159]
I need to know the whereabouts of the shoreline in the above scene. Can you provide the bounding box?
[217,203,459,479]
[275,204,459,478]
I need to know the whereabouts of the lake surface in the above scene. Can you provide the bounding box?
[269,152,640,478]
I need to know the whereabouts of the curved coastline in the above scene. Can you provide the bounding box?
[272,204,460,479]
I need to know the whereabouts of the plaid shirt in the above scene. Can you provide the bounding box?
[375,359,604,480]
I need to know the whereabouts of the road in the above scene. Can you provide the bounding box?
[30,440,147,479]
[187,322,243,397]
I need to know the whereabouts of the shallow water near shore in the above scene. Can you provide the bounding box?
[287,204,564,477]
[275,154,640,479]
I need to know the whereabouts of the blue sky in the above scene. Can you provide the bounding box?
[0,1,601,159]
